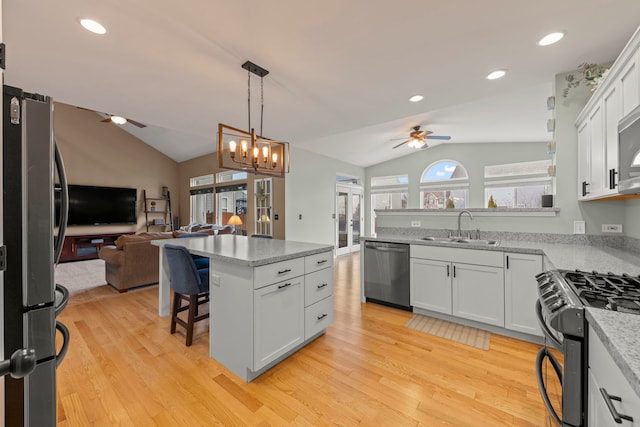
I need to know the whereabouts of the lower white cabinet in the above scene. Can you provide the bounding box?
[452,263,504,327]
[588,326,640,426]
[410,245,505,327]
[504,252,543,336]
[253,276,304,370]
[410,258,452,314]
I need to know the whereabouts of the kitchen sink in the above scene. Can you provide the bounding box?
[418,236,500,246]
[450,238,500,246]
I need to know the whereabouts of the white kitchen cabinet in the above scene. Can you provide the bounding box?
[410,258,452,314]
[209,248,334,381]
[576,27,640,200]
[504,252,543,336]
[254,276,305,370]
[410,245,504,327]
[588,326,640,426]
[452,263,504,327]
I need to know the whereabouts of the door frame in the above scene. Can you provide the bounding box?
[335,184,363,256]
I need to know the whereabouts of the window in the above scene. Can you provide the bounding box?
[420,160,469,209]
[190,174,214,187]
[371,174,408,233]
[216,170,248,183]
[484,160,552,208]
[189,188,214,224]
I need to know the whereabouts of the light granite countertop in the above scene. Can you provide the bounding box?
[586,309,640,398]
[362,234,640,396]
[151,234,333,267]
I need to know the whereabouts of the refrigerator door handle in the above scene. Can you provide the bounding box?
[54,142,69,265]
[0,348,37,379]
[55,321,70,368]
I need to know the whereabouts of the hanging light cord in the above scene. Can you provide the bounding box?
[260,75,264,137]
[246,68,266,137]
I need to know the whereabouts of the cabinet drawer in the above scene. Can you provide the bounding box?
[305,251,333,274]
[588,327,640,425]
[411,245,503,267]
[305,268,333,307]
[253,257,305,289]
[305,296,333,340]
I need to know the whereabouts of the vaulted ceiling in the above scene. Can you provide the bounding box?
[4,1,640,166]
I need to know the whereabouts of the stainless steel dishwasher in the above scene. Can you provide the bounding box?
[363,241,411,310]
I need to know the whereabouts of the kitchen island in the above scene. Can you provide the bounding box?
[152,235,334,381]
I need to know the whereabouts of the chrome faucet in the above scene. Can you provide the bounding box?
[457,210,473,237]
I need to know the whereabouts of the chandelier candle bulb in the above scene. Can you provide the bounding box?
[262,146,269,163]
[272,152,278,167]
[241,140,248,157]
[229,140,237,158]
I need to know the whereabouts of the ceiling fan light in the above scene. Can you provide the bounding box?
[79,18,107,35]
[110,115,127,125]
[486,69,507,80]
[538,32,564,46]
[409,95,424,103]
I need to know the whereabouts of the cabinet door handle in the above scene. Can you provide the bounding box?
[316,259,328,265]
[317,283,328,289]
[453,265,456,278]
[599,388,634,423]
[317,313,328,320]
[506,256,510,269]
[277,282,292,289]
[609,169,618,189]
[277,268,292,275]
[582,181,590,196]
[447,264,450,277]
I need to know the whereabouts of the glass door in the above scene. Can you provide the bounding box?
[336,185,363,256]
[254,178,272,236]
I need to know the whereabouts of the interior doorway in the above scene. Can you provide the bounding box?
[335,184,363,256]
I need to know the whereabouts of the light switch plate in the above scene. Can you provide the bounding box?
[573,220,586,234]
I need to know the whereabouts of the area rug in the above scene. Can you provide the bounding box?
[406,314,491,350]
[54,259,108,295]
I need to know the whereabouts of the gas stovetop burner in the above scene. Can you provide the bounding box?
[560,270,640,312]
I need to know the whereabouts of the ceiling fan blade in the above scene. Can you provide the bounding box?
[100,118,111,123]
[390,137,409,141]
[420,143,430,149]
[392,139,411,149]
[127,119,147,128]
[425,135,451,140]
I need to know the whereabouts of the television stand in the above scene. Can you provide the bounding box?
[58,232,133,263]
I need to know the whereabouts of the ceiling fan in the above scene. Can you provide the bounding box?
[76,106,147,128]
[392,125,451,149]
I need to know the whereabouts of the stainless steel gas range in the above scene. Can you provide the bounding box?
[535,269,640,426]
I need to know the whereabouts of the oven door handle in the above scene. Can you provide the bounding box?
[536,300,563,350]
[536,346,563,426]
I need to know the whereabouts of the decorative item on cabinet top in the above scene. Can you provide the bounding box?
[562,62,610,98]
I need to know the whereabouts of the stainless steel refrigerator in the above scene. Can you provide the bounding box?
[1,85,70,426]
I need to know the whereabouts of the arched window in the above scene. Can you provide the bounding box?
[420,160,469,209]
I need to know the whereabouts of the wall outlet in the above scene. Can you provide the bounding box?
[573,220,586,234]
[602,224,623,233]
[411,221,421,227]
[212,274,221,287]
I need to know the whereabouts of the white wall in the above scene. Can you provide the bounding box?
[624,200,640,238]
[285,146,364,245]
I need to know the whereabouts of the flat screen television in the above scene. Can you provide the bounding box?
[55,185,137,226]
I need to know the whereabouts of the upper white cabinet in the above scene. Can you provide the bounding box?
[576,27,640,200]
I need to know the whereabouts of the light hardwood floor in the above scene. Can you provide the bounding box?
[56,252,557,426]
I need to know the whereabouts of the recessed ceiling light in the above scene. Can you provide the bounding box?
[486,69,507,80]
[409,95,424,103]
[538,32,565,46]
[79,18,107,35]
[110,116,127,125]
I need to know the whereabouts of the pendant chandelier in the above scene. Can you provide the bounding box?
[218,61,290,177]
